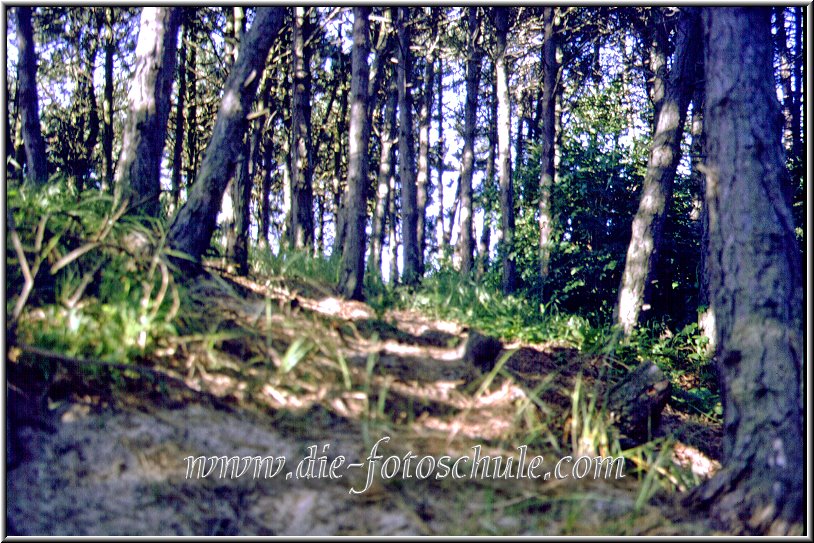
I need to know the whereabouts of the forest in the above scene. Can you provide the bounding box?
[5,6,806,536]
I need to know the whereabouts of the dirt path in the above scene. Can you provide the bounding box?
[7,273,721,535]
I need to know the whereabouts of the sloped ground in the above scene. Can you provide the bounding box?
[6,271,722,535]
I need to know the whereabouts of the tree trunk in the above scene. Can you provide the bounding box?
[369,79,398,280]
[102,8,115,190]
[388,172,400,284]
[459,7,482,277]
[683,8,803,535]
[289,7,315,250]
[477,66,498,280]
[114,7,181,217]
[435,58,447,256]
[416,53,436,278]
[167,8,284,265]
[538,6,558,295]
[772,8,795,158]
[494,8,517,294]
[790,7,802,164]
[226,8,252,274]
[170,22,187,209]
[615,8,700,335]
[338,7,372,300]
[398,7,419,285]
[16,6,49,187]
[185,24,199,189]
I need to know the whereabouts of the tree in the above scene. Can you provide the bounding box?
[683,8,803,535]
[398,7,420,285]
[458,7,482,276]
[537,6,559,293]
[167,8,285,264]
[493,7,517,294]
[114,7,181,217]
[15,7,49,187]
[337,7,372,300]
[369,73,398,280]
[290,7,315,250]
[615,8,701,335]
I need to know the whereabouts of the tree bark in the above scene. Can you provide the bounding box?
[435,57,447,256]
[16,7,49,187]
[369,78,398,280]
[494,7,517,294]
[289,7,315,250]
[114,7,181,217]
[458,7,482,277]
[416,51,436,278]
[170,21,187,209]
[338,7,372,300]
[615,8,700,335]
[398,7,419,285]
[102,9,116,190]
[683,8,803,535]
[538,7,558,295]
[167,8,284,265]
[477,65,498,280]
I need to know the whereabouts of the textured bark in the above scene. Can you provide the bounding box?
[114,7,181,217]
[289,7,315,250]
[16,7,49,187]
[369,80,398,279]
[682,9,804,535]
[388,172,399,285]
[494,8,516,295]
[185,27,199,188]
[615,9,700,335]
[167,8,284,264]
[398,7,419,285]
[338,7,372,300]
[537,7,558,294]
[458,7,482,277]
[226,8,252,274]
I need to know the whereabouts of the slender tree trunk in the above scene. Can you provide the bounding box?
[416,51,436,278]
[16,7,49,187]
[369,79,398,280]
[261,138,273,248]
[615,8,701,335]
[494,8,517,294]
[435,58,447,256]
[398,7,419,285]
[773,7,795,157]
[790,7,802,164]
[114,7,181,216]
[538,7,558,295]
[683,9,803,535]
[290,7,315,250]
[185,25,199,189]
[388,173,399,284]
[170,22,187,209]
[338,7,372,300]
[167,8,284,264]
[459,7,482,276]
[102,8,115,190]
[477,66,498,280]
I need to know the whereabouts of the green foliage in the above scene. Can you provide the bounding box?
[8,179,180,363]
[250,245,341,286]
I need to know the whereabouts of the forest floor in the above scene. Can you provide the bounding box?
[7,269,724,536]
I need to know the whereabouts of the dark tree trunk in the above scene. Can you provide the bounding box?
[289,7,315,250]
[102,8,115,190]
[114,7,181,217]
[369,79,398,280]
[167,8,284,264]
[538,6,558,294]
[16,7,49,187]
[790,7,802,164]
[615,8,701,335]
[683,8,803,535]
[185,25,199,189]
[338,7,372,300]
[458,7,482,277]
[494,7,517,294]
[773,8,795,158]
[398,7,419,285]
[388,172,399,285]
